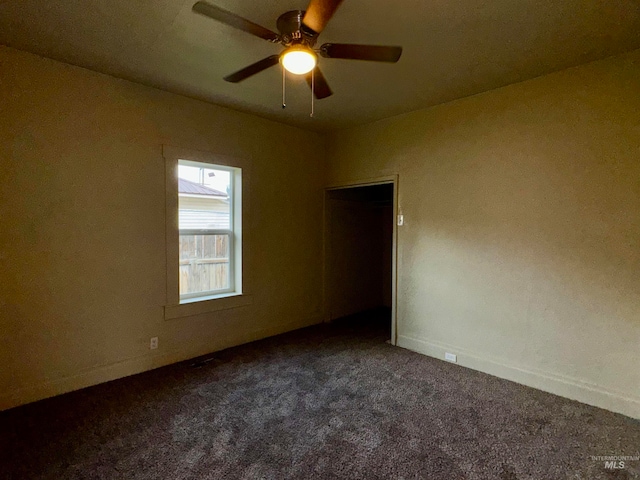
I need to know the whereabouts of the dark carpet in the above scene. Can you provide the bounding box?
[1,311,639,480]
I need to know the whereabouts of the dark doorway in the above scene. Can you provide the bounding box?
[325,182,395,341]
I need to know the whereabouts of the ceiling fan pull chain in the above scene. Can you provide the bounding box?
[282,65,286,109]
[310,68,315,117]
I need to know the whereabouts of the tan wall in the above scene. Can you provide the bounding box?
[2,43,639,418]
[0,46,325,409]
[326,50,640,419]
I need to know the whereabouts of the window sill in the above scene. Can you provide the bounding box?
[164,293,253,320]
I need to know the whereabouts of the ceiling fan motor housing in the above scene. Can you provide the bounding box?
[277,10,317,48]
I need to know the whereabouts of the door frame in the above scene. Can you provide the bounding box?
[323,175,399,345]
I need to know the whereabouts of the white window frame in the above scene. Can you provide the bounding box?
[178,160,238,300]
[163,146,250,320]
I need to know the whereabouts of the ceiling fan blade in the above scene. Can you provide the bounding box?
[320,43,402,63]
[192,2,279,42]
[224,55,281,83]
[302,0,344,35]
[305,67,333,99]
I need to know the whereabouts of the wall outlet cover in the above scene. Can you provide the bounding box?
[445,352,457,363]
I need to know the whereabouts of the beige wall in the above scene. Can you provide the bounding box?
[0,46,325,409]
[2,43,639,419]
[326,50,640,419]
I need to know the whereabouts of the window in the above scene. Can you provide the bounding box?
[162,145,253,320]
[178,160,240,300]
[163,146,248,319]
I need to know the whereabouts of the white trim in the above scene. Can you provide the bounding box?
[167,293,253,319]
[397,334,640,419]
[180,288,235,302]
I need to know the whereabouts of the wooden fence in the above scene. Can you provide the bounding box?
[179,234,229,295]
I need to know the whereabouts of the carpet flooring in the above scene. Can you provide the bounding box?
[1,311,639,480]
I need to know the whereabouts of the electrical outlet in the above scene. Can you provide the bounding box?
[150,337,158,350]
[397,214,404,226]
[445,352,457,363]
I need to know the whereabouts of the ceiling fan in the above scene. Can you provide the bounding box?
[192,0,403,100]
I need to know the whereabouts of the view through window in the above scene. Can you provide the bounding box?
[178,161,237,299]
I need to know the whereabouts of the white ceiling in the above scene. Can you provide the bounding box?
[1,0,639,131]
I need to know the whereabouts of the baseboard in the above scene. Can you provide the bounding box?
[397,334,640,420]
[0,315,322,412]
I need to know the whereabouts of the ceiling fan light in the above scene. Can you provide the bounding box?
[281,47,317,75]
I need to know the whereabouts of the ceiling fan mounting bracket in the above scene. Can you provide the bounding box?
[277,10,317,48]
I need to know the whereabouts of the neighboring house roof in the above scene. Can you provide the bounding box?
[178,178,227,197]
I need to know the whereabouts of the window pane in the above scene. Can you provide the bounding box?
[178,165,231,230]
[179,234,230,295]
